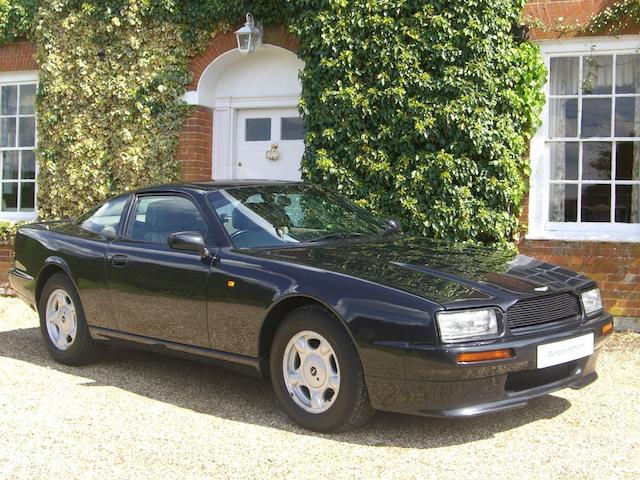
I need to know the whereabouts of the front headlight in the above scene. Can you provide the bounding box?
[581,288,603,315]
[435,308,499,342]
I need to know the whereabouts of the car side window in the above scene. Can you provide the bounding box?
[78,195,129,237]
[127,195,206,244]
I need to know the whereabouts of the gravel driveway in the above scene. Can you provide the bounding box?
[1,297,638,479]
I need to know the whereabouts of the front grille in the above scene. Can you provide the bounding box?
[507,292,582,332]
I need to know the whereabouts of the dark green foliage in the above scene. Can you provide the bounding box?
[0,0,36,43]
[294,0,546,246]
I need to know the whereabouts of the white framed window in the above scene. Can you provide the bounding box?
[0,71,38,221]
[528,36,640,242]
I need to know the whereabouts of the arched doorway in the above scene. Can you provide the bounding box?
[186,44,304,181]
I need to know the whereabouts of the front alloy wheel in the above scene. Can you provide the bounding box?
[282,330,341,413]
[270,306,374,432]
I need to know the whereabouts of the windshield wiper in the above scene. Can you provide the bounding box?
[306,232,364,243]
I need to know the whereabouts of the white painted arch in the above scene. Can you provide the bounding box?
[182,44,304,179]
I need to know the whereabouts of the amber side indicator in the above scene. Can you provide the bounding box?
[456,349,514,364]
[601,321,614,335]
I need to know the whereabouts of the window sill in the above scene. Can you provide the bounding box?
[525,229,640,243]
[0,213,37,223]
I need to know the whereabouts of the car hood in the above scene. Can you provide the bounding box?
[249,237,593,308]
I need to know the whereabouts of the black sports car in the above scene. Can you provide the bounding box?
[9,181,613,432]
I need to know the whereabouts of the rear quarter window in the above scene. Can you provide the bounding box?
[77,195,129,237]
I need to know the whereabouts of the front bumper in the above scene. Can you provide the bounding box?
[366,312,612,417]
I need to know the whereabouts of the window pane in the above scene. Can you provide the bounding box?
[550,142,578,180]
[616,142,640,180]
[582,55,613,94]
[245,118,271,141]
[615,97,640,137]
[549,98,578,137]
[2,150,19,179]
[18,117,35,147]
[616,54,640,94]
[21,150,36,179]
[582,142,611,180]
[19,84,36,115]
[615,185,640,223]
[581,184,611,222]
[0,117,16,147]
[128,195,205,243]
[1,85,17,115]
[581,98,611,137]
[79,195,129,237]
[549,184,578,222]
[20,182,35,211]
[550,57,579,95]
[1,182,18,211]
[281,117,305,140]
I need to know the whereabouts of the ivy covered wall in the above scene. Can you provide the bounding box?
[296,0,545,245]
[1,0,549,247]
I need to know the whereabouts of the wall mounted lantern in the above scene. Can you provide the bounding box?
[235,13,262,54]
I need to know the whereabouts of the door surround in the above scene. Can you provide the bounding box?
[182,43,304,180]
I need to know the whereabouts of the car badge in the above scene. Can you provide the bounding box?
[534,286,549,292]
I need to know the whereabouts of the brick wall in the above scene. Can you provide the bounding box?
[176,106,213,181]
[519,240,640,317]
[0,41,36,72]
[523,0,638,40]
[0,244,13,284]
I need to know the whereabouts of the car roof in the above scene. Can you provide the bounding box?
[134,179,303,194]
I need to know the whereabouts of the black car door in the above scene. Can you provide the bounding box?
[106,193,212,347]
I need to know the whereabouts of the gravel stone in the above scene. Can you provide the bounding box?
[0,297,638,479]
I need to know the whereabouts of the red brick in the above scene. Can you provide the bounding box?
[0,42,37,71]
[523,1,639,40]
[176,106,213,181]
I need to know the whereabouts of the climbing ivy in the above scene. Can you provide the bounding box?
[295,0,546,245]
[590,0,640,34]
[521,0,640,35]
[0,0,36,44]
[3,0,547,248]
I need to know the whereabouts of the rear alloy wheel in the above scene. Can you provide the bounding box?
[45,288,78,351]
[38,273,105,365]
[270,306,374,432]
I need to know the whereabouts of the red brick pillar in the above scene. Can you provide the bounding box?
[0,244,14,294]
[176,106,213,181]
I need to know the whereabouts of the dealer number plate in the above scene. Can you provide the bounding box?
[536,333,594,369]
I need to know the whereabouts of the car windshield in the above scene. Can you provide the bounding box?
[209,184,388,248]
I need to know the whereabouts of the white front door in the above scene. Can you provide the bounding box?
[236,108,304,181]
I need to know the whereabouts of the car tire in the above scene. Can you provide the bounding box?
[270,306,374,432]
[38,273,105,366]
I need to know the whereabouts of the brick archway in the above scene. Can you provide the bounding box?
[177,25,299,181]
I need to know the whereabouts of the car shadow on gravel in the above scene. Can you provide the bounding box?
[0,326,572,448]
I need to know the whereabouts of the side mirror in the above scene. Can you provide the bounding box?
[385,219,400,231]
[168,231,208,257]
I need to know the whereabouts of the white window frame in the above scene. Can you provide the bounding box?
[0,70,38,221]
[528,35,640,242]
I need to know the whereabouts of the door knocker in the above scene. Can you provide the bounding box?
[266,143,280,161]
